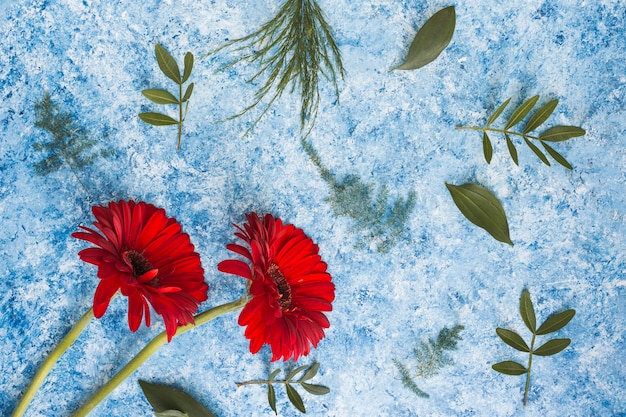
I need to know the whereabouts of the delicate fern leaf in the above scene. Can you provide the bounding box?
[536,310,576,335]
[539,125,586,142]
[541,142,573,170]
[492,361,526,375]
[505,133,519,165]
[392,359,429,398]
[142,89,179,105]
[523,98,558,134]
[155,44,182,84]
[139,112,179,126]
[182,52,194,83]
[285,384,306,413]
[482,132,493,164]
[533,338,571,356]
[496,328,530,352]
[268,384,277,414]
[487,98,511,126]
[523,137,551,166]
[300,383,330,395]
[505,95,539,129]
[519,290,536,333]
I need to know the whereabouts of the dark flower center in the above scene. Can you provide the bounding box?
[267,264,292,309]
[124,250,160,287]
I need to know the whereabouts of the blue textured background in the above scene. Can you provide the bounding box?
[1,1,625,416]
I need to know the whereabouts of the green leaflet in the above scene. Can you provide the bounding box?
[155,43,181,83]
[138,380,217,417]
[505,95,539,130]
[394,6,456,70]
[492,361,526,375]
[495,328,529,352]
[519,289,536,333]
[445,182,513,246]
[539,126,586,142]
[536,309,576,335]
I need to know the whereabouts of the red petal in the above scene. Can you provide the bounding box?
[217,260,252,279]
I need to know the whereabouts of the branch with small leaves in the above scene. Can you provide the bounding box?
[492,289,576,406]
[237,362,330,414]
[139,44,195,151]
[457,95,585,169]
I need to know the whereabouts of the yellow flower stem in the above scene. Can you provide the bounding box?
[12,307,95,417]
[71,295,250,417]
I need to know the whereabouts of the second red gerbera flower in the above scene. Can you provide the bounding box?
[218,213,335,361]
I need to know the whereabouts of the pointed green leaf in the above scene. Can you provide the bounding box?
[286,365,310,382]
[523,137,551,166]
[496,328,530,352]
[505,134,519,165]
[155,411,189,417]
[487,98,511,126]
[482,132,493,164]
[268,384,277,414]
[523,99,558,134]
[182,83,195,103]
[300,362,320,382]
[285,384,306,413]
[539,125,586,142]
[139,112,178,126]
[393,6,456,70]
[533,338,571,356]
[492,361,527,375]
[268,369,281,382]
[505,95,539,129]
[541,142,573,170]
[445,182,513,245]
[138,380,217,417]
[142,89,179,105]
[300,382,331,395]
[155,44,181,84]
[536,310,576,335]
[519,290,536,333]
[182,52,194,83]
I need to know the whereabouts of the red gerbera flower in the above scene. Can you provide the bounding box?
[72,200,208,341]
[218,213,335,361]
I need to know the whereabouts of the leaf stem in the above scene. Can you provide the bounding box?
[456,125,541,142]
[177,82,183,151]
[12,308,94,417]
[70,295,250,417]
[524,332,536,407]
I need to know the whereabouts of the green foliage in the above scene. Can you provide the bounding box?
[211,0,345,137]
[492,289,576,406]
[138,380,216,417]
[237,362,329,414]
[139,44,195,151]
[457,95,585,169]
[393,325,464,398]
[302,139,416,253]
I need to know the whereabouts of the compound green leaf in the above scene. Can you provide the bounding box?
[496,328,530,352]
[539,125,586,142]
[483,132,493,164]
[155,44,181,84]
[268,384,277,414]
[394,6,456,70]
[505,133,519,165]
[142,89,179,105]
[300,382,331,395]
[138,380,217,417]
[533,338,571,356]
[541,142,573,170]
[536,310,576,335]
[523,137,551,166]
[523,99,558,134]
[487,98,511,126]
[139,112,178,126]
[492,361,527,375]
[445,182,513,245]
[285,384,306,413]
[505,95,539,129]
[519,290,536,333]
[182,52,194,83]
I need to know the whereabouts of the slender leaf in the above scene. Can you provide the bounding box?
[523,99,558,133]
[536,310,576,335]
[533,338,571,356]
[540,125,586,142]
[492,361,527,375]
[182,52,194,83]
[285,384,306,413]
[138,380,217,417]
[541,142,573,169]
[268,369,281,382]
[268,384,277,414]
[519,290,536,333]
[300,382,331,395]
[300,362,320,382]
[139,112,178,126]
[482,132,493,164]
[142,89,179,105]
[496,328,530,352]
[394,6,456,70]
[445,182,513,245]
[155,44,181,84]
[523,137,550,166]
[155,411,189,417]
[286,365,309,382]
[487,98,511,126]
[505,95,539,129]
[505,133,519,165]
[182,83,195,103]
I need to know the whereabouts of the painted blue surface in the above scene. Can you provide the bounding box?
[1,1,624,416]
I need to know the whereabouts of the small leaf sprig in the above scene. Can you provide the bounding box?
[492,289,576,406]
[210,0,345,137]
[139,44,194,151]
[457,95,585,169]
[236,362,330,414]
[139,380,217,417]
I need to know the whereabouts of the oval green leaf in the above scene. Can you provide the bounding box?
[300,362,320,382]
[496,328,530,352]
[523,137,551,166]
[539,125,586,142]
[523,98,558,134]
[505,133,519,165]
[155,44,181,84]
[268,384,277,414]
[142,89,179,105]
[285,384,306,413]
[492,361,527,376]
[541,142,573,169]
[482,132,493,164]
[536,309,576,335]
[445,182,513,245]
[182,52,194,83]
[182,83,195,103]
[300,382,331,396]
[138,380,217,417]
[393,6,456,70]
[487,98,511,126]
[519,290,536,333]
[505,95,539,129]
[139,112,178,126]
[533,338,571,356]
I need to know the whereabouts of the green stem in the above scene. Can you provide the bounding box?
[177,82,183,151]
[456,125,541,141]
[12,308,94,417]
[524,332,536,407]
[71,295,249,417]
